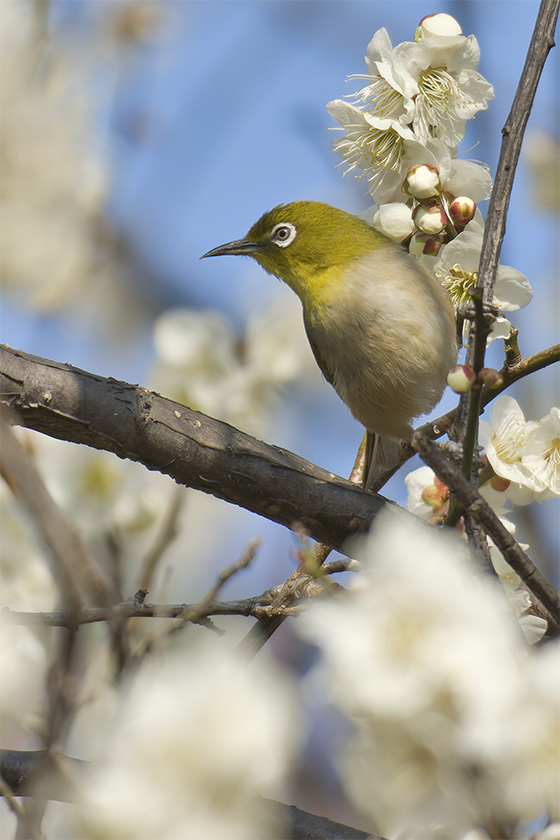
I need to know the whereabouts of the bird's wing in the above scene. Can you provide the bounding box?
[303,312,336,386]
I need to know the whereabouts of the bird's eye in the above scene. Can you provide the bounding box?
[271,222,297,248]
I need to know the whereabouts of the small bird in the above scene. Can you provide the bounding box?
[202,201,457,486]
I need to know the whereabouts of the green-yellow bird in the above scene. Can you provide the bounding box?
[202,201,457,486]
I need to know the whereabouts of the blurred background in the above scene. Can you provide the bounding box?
[2,0,558,611]
[1,0,558,829]
[0,0,560,812]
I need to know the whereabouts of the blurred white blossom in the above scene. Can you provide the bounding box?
[524,129,560,213]
[488,546,547,645]
[150,302,308,437]
[0,617,49,738]
[300,510,559,835]
[0,2,110,309]
[64,639,299,839]
[0,475,57,612]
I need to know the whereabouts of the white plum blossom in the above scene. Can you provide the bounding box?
[398,35,494,146]
[479,396,536,485]
[434,229,532,312]
[327,99,446,202]
[445,157,493,203]
[521,407,560,495]
[349,23,493,148]
[480,396,559,498]
[299,509,556,835]
[66,639,299,840]
[432,229,532,342]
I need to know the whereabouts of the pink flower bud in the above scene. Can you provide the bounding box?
[402,164,442,199]
[409,231,445,257]
[416,13,462,39]
[448,196,477,228]
[447,364,476,393]
[477,368,505,388]
[412,200,448,234]
[421,478,449,509]
[433,476,448,493]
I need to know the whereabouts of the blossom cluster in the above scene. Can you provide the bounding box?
[300,510,560,837]
[328,13,532,342]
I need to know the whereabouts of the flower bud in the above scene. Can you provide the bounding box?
[448,195,477,228]
[415,13,462,40]
[402,164,441,199]
[490,475,511,492]
[372,202,414,242]
[409,231,445,257]
[421,477,449,509]
[412,200,448,234]
[478,368,505,388]
[447,364,476,393]
[421,484,441,507]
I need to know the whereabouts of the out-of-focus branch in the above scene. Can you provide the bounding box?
[0,345,392,553]
[4,558,355,629]
[0,409,111,608]
[412,432,560,634]
[0,750,384,840]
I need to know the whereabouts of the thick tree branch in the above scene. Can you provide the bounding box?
[0,345,392,553]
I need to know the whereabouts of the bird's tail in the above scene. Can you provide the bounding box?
[364,431,403,490]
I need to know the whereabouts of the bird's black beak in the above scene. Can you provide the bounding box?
[200,238,261,259]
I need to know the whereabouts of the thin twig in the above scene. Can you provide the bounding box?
[238,440,367,654]
[4,551,356,629]
[138,486,184,591]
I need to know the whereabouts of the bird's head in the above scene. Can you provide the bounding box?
[201,201,387,300]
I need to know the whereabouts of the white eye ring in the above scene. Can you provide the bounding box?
[271,222,297,248]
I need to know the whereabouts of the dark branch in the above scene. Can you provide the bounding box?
[0,750,384,840]
[0,345,393,553]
